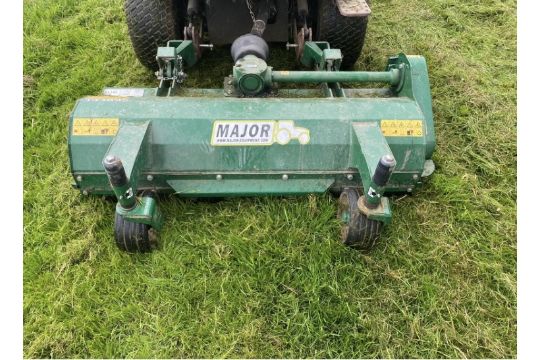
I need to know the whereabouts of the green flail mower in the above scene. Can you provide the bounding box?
[68,0,435,252]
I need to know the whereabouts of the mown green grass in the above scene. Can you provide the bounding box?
[23,0,517,357]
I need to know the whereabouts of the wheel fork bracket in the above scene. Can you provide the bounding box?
[352,122,395,224]
[102,120,163,230]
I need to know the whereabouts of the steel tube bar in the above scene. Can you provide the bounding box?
[271,68,400,85]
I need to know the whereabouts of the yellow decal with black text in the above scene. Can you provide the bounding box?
[381,120,423,137]
[72,118,119,136]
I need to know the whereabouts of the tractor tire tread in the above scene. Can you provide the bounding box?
[124,0,183,70]
[315,0,369,69]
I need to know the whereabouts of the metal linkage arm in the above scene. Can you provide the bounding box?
[156,40,199,96]
[351,123,396,223]
[102,121,162,229]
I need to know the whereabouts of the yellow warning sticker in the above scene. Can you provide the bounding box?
[72,118,119,136]
[381,120,423,137]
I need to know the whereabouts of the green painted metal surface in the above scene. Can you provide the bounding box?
[68,53,435,222]
[351,122,393,193]
[388,54,435,158]
[271,69,400,85]
[105,121,150,185]
[232,55,272,96]
[70,94,431,196]
[67,47,436,240]
[167,178,335,196]
[104,121,150,208]
[116,195,163,230]
[299,41,342,70]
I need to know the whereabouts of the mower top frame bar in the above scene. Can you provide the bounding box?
[271,69,401,85]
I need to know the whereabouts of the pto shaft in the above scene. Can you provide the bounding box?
[271,68,401,86]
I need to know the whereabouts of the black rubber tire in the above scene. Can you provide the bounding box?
[114,213,156,252]
[124,0,184,70]
[337,188,383,251]
[314,0,369,69]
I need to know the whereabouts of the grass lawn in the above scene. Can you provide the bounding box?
[23,0,517,357]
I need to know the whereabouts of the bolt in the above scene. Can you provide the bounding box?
[413,174,419,180]
[147,175,154,181]
[346,174,354,181]
[76,175,82,182]
[82,190,89,196]
[216,174,223,180]
[381,154,397,167]
[282,174,288,181]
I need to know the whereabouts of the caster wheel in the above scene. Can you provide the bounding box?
[114,213,158,252]
[337,188,383,251]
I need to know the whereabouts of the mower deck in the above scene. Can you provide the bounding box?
[68,39,435,252]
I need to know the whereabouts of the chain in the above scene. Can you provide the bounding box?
[245,0,256,23]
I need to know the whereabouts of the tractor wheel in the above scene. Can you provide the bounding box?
[124,0,185,70]
[314,0,369,69]
[337,188,383,251]
[114,213,157,252]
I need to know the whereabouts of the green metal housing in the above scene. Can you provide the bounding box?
[68,42,435,228]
